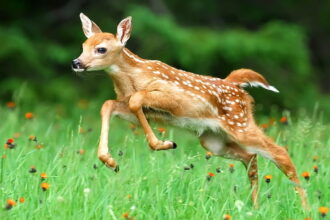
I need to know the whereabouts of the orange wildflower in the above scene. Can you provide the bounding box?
[127,194,132,199]
[13,132,21,138]
[301,171,310,181]
[41,182,50,191]
[280,116,288,124]
[206,152,213,156]
[28,135,37,142]
[79,128,86,134]
[78,149,85,155]
[205,151,213,160]
[319,207,328,217]
[5,138,16,149]
[35,144,44,149]
[122,212,129,218]
[313,155,319,162]
[129,123,136,130]
[7,199,16,206]
[264,175,272,183]
[313,165,319,174]
[157,127,166,133]
[25,112,34,119]
[19,197,25,203]
[268,118,276,126]
[40,173,47,180]
[6,101,16,109]
[29,166,37,173]
[6,139,14,144]
[260,123,268,129]
[6,199,16,210]
[223,214,232,220]
[206,172,215,181]
[229,164,235,173]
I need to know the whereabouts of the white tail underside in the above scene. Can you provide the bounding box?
[240,81,279,93]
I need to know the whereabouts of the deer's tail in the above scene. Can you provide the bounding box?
[225,68,279,93]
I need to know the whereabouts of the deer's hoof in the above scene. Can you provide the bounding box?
[172,142,177,149]
[113,165,120,173]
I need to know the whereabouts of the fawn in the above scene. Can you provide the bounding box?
[72,13,308,208]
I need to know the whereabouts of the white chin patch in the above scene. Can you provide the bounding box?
[73,68,85,72]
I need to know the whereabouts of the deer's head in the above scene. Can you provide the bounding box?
[72,13,132,72]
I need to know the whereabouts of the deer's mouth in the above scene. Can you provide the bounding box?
[72,67,86,72]
[71,59,87,72]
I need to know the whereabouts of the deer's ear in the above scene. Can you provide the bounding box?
[79,13,102,38]
[116,16,132,45]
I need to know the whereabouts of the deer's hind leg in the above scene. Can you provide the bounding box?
[128,91,177,150]
[231,126,308,209]
[199,132,259,207]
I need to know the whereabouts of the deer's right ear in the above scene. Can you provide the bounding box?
[79,13,102,38]
[116,16,132,45]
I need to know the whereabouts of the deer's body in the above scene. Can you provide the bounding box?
[72,14,308,209]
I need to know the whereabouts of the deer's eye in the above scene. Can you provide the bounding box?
[96,47,107,54]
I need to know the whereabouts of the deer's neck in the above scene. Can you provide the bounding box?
[105,48,151,100]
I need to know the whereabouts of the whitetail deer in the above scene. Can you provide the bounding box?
[72,13,308,208]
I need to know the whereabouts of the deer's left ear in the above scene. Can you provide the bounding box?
[79,13,102,38]
[116,16,132,45]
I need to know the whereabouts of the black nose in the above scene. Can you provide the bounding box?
[72,59,82,69]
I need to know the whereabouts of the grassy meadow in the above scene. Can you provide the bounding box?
[0,100,329,220]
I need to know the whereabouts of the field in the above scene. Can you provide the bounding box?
[0,100,329,220]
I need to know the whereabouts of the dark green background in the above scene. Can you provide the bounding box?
[1,0,330,118]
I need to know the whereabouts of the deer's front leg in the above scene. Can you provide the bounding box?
[128,91,177,150]
[98,100,130,171]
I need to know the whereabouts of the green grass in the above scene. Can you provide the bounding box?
[0,101,329,220]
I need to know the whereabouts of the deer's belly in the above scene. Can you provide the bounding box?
[114,107,223,135]
[144,107,222,135]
